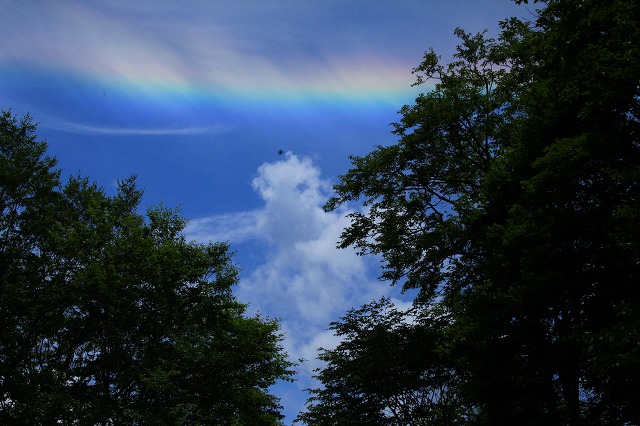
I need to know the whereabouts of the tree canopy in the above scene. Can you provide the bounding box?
[301,0,639,424]
[297,298,471,425]
[0,110,294,424]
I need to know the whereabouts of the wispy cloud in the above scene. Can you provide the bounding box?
[186,211,261,243]
[43,121,228,136]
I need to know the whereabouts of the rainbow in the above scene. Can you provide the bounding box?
[1,0,426,132]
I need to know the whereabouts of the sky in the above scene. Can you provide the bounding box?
[1,0,531,422]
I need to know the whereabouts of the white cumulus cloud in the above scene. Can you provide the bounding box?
[184,152,409,416]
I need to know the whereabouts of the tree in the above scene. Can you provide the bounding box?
[302,26,512,425]
[468,1,640,423]
[296,298,471,425]
[0,110,295,424]
[323,27,511,302]
[0,110,63,421]
[306,0,640,424]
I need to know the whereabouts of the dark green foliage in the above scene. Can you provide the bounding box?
[305,0,640,424]
[323,28,511,300]
[0,110,294,424]
[296,298,472,425]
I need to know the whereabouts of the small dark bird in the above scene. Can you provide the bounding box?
[278,149,284,155]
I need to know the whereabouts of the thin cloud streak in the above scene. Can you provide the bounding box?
[43,121,229,136]
[186,211,262,244]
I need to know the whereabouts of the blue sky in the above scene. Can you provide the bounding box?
[1,0,529,422]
